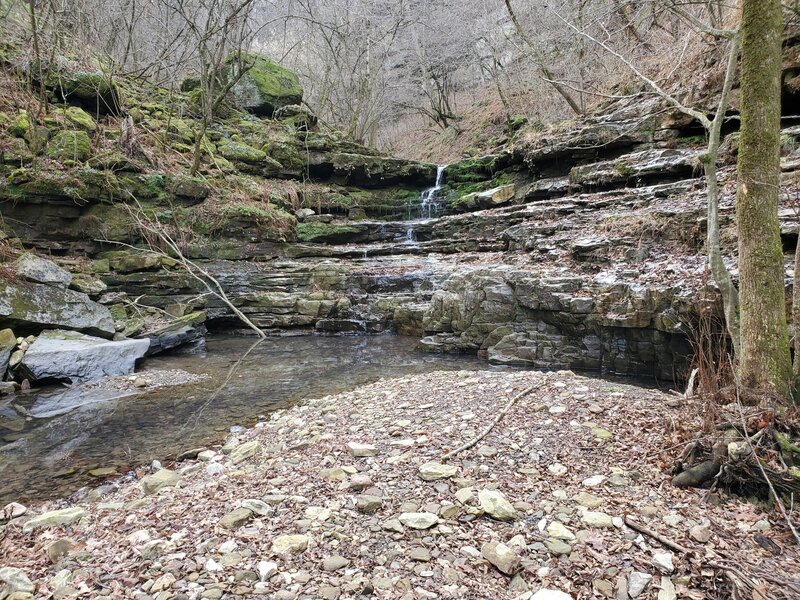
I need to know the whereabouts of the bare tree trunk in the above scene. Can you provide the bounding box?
[736,0,792,397]
[704,32,741,355]
[794,236,800,378]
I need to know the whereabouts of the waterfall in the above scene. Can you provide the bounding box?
[418,165,446,219]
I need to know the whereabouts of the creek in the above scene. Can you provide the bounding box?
[0,334,487,504]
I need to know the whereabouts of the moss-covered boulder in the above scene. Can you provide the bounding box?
[296,221,365,243]
[8,112,30,137]
[51,70,121,114]
[46,130,92,162]
[63,106,97,132]
[226,52,303,117]
[218,139,267,164]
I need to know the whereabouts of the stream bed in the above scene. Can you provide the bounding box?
[0,334,487,504]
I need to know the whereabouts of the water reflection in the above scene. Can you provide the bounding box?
[0,334,486,503]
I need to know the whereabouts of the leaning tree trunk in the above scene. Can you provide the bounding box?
[736,0,793,397]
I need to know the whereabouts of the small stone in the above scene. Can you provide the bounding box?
[46,538,76,564]
[1,502,27,520]
[652,552,674,574]
[418,461,458,481]
[592,578,614,598]
[548,463,568,476]
[230,440,261,465]
[219,508,253,530]
[382,518,404,533]
[581,510,614,528]
[572,492,603,509]
[455,487,474,504]
[319,585,341,599]
[628,572,652,598]
[349,473,373,490]
[197,450,216,461]
[0,567,35,594]
[658,576,676,600]
[323,556,350,572]
[141,469,181,495]
[544,538,572,556]
[346,442,377,457]
[271,534,309,555]
[241,499,273,516]
[547,521,576,541]
[320,467,346,481]
[582,475,607,487]
[509,573,529,592]
[22,507,87,532]
[408,547,431,562]
[481,541,521,575]
[592,427,613,441]
[356,495,383,514]
[689,522,712,544]
[398,512,438,529]
[151,573,176,592]
[257,561,278,581]
[478,489,516,521]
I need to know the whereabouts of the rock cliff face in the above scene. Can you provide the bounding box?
[3,52,799,383]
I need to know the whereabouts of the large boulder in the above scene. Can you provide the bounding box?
[17,330,150,383]
[226,52,303,116]
[0,280,115,338]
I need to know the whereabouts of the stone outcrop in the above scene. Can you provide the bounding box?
[0,279,115,338]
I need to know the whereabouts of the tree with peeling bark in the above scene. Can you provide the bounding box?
[736,0,793,398]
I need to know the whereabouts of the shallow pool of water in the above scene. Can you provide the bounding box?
[0,334,489,503]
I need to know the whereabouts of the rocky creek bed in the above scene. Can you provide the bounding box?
[0,335,487,504]
[1,368,799,599]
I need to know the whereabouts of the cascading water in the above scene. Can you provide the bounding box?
[405,166,447,242]
[420,165,446,219]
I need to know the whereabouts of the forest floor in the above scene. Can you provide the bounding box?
[1,369,799,599]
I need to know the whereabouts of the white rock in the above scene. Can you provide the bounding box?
[346,441,377,457]
[628,571,652,598]
[652,551,674,574]
[546,521,576,541]
[1,502,27,520]
[478,489,516,521]
[480,541,520,575]
[548,463,568,476]
[205,558,224,572]
[230,440,261,465]
[206,462,225,476]
[580,510,614,528]
[418,461,458,480]
[257,560,278,581]
[658,576,676,600]
[242,499,273,516]
[582,475,607,487]
[271,534,310,554]
[399,512,439,529]
[0,567,35,594]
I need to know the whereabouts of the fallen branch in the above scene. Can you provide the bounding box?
[441,377,546,460]
[623,515,691,554]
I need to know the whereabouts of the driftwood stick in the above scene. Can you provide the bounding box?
[441,378,546,460]
[623,515,691,554]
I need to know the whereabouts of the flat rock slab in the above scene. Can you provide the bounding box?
[0,280,114,338]
[22,507,87,532]
[13,252,72,288]
[19,330,149,383]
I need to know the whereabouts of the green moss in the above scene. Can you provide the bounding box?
[444,156,496,183]
[218,139,267,164]
[226,52,303,116]
[63,107,97,132]
[46,130,92,162]
[78,204,134,242]
[296,221,361,243]
[8,112,30,137]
